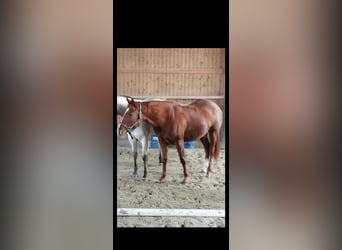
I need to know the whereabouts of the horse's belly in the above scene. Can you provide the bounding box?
[184,127,208,141]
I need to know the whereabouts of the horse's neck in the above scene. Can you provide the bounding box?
[117,96,128,116]
[117,105,126,116]
[142,102,170,128]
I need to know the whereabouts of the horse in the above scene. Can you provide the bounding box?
[118,97,223,183]
[117,95,162,178]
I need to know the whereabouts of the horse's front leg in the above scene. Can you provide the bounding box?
[141,136,149,178]
[129,135,138,176]
[176,140,188,183]
[158,138,168,182]
[207,130,218,177]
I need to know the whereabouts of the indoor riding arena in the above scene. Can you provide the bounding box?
[117,48,225,227]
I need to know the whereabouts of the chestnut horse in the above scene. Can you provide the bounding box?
[118,97,223,183]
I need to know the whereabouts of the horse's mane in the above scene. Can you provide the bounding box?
[141,98,167,102]
[118,95,166,103]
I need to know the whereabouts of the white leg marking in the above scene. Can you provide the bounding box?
[202,159,209,173]
[141,136,148,156]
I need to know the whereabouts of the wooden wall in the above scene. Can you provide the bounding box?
[117,48,225,147]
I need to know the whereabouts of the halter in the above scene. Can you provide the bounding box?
[118,103,142,140]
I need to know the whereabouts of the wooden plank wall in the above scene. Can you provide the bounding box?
[117,48,225,148]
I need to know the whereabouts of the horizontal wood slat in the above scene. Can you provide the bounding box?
[130,96,225,100]
[118,68,224,74]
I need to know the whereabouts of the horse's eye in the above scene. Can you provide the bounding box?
[128,113,133,117]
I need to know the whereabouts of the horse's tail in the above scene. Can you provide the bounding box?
[213,130,220,160]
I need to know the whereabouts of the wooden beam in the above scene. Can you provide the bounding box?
[117,208,225,217]
[130,96,225,100]
[118,68,225,74]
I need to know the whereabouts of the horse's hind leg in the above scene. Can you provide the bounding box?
[207,130,218,177]
[159,150,162,164]
[158,138,168,182]
[200,135,210,173]
[176,140,188,183]
[129,136,138,176]
[141,136,149,178]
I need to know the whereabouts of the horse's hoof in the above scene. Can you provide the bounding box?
[143,175,147,178]
[181,176,188,184]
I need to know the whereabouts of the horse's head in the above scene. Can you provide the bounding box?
[117,97,142,137]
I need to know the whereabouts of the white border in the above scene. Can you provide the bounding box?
[117,208,225,217]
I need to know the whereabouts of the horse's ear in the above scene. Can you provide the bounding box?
[126,97,134,103]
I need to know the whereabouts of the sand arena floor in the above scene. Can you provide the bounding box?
[117,139,225,227]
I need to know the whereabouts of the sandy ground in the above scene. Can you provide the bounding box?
[117,139,225,227]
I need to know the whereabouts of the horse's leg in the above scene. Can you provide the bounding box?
[156,140,162,164]
[176,140,188,183]
[158,138,168,182]
[207,130,218,177]
[159,150,162,164]
[129,135,138,175]
[200,135,210,173]
[141,135,149,178]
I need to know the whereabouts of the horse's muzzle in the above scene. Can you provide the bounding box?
[117,124,125,136]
